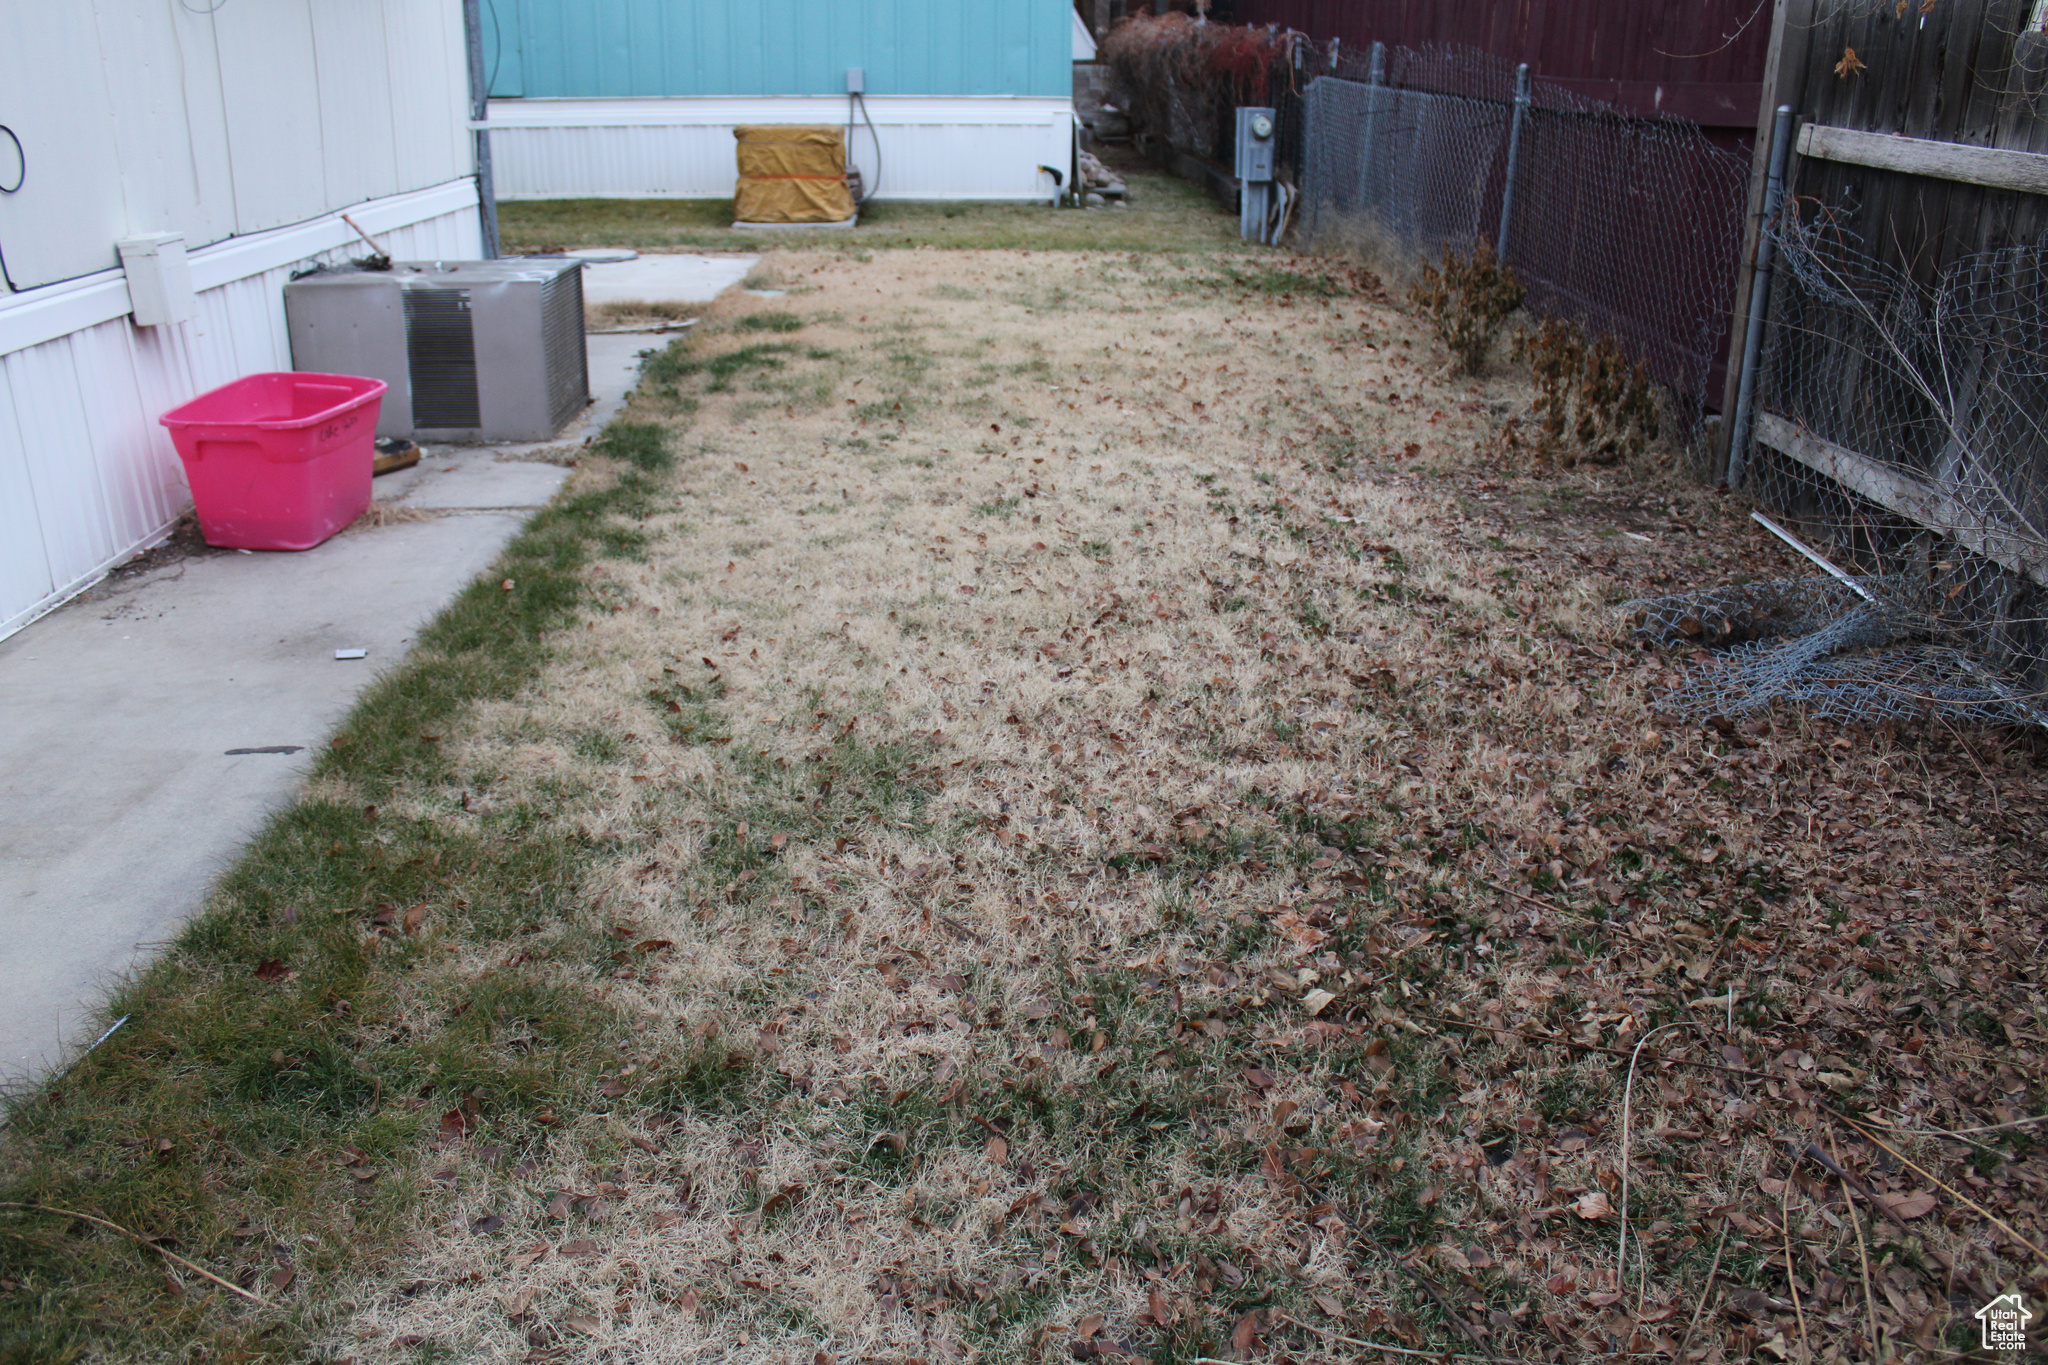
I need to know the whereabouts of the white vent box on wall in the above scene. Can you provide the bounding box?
[283,259,590,442]
[117,234,196,327]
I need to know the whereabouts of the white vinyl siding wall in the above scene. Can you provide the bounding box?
[488,97,1076,201]
[0,1,471,291]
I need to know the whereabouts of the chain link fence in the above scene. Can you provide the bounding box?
[1105,18,1744,454]
[1100,21,1751,454]
[1285,42,2047,729]
[1293,43,1752,455]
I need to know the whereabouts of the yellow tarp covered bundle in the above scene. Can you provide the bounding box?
[733,125,855,224]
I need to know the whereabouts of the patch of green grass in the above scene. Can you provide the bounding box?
[737,313,803,333]
[0,420,698,1363]
[572,728,626,764]
[637,1042,760,1117]
[855,395,919,423]
[673,342,801,393]
[957,1279,1066,1359]
[1178,261,1357,299]
[1534,1070,1609,1124]
[496,168,1238,256]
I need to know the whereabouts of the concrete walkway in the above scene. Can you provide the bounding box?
[0,252,753,1086]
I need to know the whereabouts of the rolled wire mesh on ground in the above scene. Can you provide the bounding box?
[1295,43,1750,453]
[1624,576,2045,728]
[1741,211,2048,712]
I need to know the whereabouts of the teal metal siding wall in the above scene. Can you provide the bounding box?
[485,0,1071,99]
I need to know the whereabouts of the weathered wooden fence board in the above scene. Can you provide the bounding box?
[1797,123,2048,194]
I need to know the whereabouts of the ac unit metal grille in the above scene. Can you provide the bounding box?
[402,288,480,430]
[540,268,588,431]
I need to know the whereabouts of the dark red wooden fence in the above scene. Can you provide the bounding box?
[1230,0,1768,145]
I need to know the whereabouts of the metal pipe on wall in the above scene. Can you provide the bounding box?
[1725,105,1796,490]
[463,0,502,259]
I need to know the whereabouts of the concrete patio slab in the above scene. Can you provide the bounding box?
[0,513,527,1082]
[376,451,571,510]
[577,253,757,307]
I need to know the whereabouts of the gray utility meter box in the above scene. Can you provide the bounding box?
[1235,106,1277,183]
[284,258,590,442]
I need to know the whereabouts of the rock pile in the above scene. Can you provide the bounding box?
[1079,151,1128,209]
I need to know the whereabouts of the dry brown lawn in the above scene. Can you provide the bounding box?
[313,248,2048,1364]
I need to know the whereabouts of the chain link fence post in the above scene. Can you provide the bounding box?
[1496,63,1530,260]
[1725,105,1797,491]
[1359,42,1387,223]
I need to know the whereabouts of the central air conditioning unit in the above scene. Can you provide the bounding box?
[283,259,589,442]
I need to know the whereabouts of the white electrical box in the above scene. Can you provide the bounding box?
[1235,107,1277,183]
[117,233,196,328]
[846,67,865,94]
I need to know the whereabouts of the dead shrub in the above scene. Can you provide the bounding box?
[1100,14,1295,163]
[1510,317,1660,466]
[1407,240,1525,375]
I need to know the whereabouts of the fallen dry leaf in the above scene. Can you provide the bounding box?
[1231,1308,1263,1354]
[1881,1190,1938,1220]
[1575,1190,1615,1221]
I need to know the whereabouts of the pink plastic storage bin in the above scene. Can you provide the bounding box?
[159,372,388,550]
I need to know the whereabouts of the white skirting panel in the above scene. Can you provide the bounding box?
[0,180,483,643]
[488,96,1075,202]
